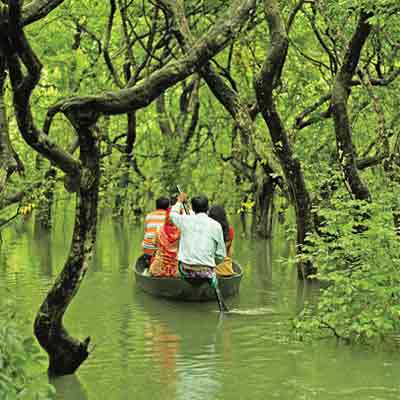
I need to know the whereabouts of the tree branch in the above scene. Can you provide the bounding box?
[48,0,257,121]
[286,0,306,33]
[294,93,331,130]
[160,0,261,162]
[0,0,66,26]
[103,0,124,88]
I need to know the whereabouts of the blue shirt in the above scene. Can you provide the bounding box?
[170,202,226,267]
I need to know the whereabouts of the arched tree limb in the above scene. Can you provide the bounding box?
[0,0,66,27]
[45,0,257,122]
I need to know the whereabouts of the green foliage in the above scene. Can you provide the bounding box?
[0,300,54,400]
[294,194,400,343]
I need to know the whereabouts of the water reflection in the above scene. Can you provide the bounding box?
[295,280,322,314]
[32,227,53,277]
[144,319,179,399]
[50,375,88,400]
[253,239,273,283]
[135,290,226,400]
[112,221,131,272]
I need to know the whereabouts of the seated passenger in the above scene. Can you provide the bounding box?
[142,197,170,266]
[208,205,235,276]
[150,208,180,277]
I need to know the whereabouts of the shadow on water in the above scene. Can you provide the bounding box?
[50,374,88,400]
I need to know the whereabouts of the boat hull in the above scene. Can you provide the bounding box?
[134,255,242,301]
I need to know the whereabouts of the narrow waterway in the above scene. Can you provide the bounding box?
[0,207,399,400]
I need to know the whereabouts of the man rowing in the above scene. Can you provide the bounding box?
[169,192,226,285]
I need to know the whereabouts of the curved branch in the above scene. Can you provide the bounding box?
[0,0,66,26]
[163,0,261,163]
[49,0,257,120]
[22,0,66,25]
[294,93,331,130]
[286,0,306,33]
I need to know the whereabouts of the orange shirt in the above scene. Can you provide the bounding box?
[142,209,167,256]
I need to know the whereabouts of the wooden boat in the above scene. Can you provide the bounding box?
[134,255,243,301]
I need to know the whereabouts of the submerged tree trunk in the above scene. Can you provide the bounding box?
[255,0,314,279]
[34,125,100,375]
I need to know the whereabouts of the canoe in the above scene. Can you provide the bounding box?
[134,255,243,301]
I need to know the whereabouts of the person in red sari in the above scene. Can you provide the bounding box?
[150,208,180,277]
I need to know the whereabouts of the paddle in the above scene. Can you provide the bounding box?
[176,185,229,314]
[176,185,190,215]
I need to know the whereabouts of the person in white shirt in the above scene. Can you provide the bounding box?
[170,192,226,283]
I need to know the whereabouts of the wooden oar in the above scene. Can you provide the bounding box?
[176,185,229,314]
[214,284,229,313]
[176,185,190,215]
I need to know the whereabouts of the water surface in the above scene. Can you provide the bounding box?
[0,208,399,400]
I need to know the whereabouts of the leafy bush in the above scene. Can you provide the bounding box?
[0,299,54,400]
[294,196,400,343]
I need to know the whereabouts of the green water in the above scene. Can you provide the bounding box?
[1,209,399,400]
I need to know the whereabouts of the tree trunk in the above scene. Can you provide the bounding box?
[255,0,314,279]
[331,11,372,201]
[34,125,100,376]
[0,54,19,193]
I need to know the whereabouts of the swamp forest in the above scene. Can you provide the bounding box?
[0,0,400,399]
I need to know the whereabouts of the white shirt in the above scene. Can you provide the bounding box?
[170,202,226,267]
